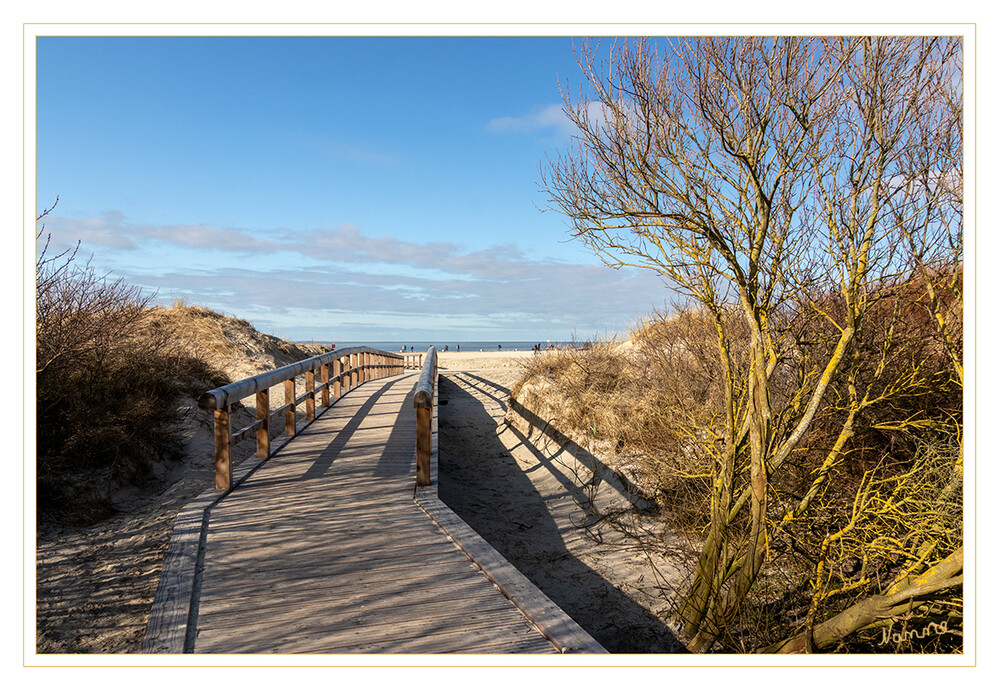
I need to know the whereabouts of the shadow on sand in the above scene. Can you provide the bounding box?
[437,373,684,654]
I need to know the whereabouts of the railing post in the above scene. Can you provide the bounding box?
[215,405,232,491]
[414,347,437,487]
[306,369,316,421]
[350,353,358,389]
[416,405,431,486]
[333,357,342,399]
[321,363,330,408]
[256,389,270,458]
[285,378,296,437]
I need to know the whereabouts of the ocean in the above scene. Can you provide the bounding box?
[299,340,578,353]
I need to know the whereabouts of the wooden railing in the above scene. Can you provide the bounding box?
[199,347,405,491]
[403,353,424,370]
[413,346,438,487]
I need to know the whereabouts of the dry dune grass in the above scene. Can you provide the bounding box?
[146,301,328,382]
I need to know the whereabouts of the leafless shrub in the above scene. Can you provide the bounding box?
[36,212,227,524]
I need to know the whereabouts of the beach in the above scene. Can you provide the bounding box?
[436,348,538,371]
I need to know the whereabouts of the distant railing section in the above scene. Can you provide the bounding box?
[403,353,424,370]
[199,346,405,491]
[413,346,438,487]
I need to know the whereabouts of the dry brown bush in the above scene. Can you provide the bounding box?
[35,235,231,523]
[511,272,962,652]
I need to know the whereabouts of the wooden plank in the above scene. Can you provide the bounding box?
[141,504,208,652]
[195,601,551,654]
[198,559,486,605]
[415,494,605,653]
[206,509,440,533]
[201,529,462,563]
[206,496,423,520]
[198,577,505,625]
[201,542,471,581]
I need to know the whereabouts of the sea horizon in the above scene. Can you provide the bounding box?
[295,339,586,353]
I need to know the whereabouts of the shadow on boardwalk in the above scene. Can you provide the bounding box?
[437,373,685,654]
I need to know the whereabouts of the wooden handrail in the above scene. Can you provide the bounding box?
[413,346,438,487]
[199,346,405,491]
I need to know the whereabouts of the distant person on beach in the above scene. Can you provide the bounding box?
[330,343,336,351]
[457,344,460,352]
[498,344,502,350]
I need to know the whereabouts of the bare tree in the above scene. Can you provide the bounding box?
[542,36,962,652]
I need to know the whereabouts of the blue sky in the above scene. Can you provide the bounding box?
[34,35,674,342]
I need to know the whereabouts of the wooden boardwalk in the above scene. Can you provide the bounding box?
[144,371,605,654]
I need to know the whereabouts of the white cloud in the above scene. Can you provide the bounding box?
[38,212,284,256]
[486,104,575,137]
[36,211,676,341]
[486,101,615,139]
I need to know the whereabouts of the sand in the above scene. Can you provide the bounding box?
[33,349,686,656]
[435,352,686,654]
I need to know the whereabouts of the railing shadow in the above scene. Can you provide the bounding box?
[437,374,684,654]
[454,372,651,516]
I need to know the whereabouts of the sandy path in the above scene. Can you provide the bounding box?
[436,354,686,654]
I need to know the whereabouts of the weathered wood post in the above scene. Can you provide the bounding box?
[284,378,296,437]
[321,363,330,408]
[306,369,316,421]
[215,405,232,490]
[256,389,270,459]
[414,346,437,487]
[333,356,342,399]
